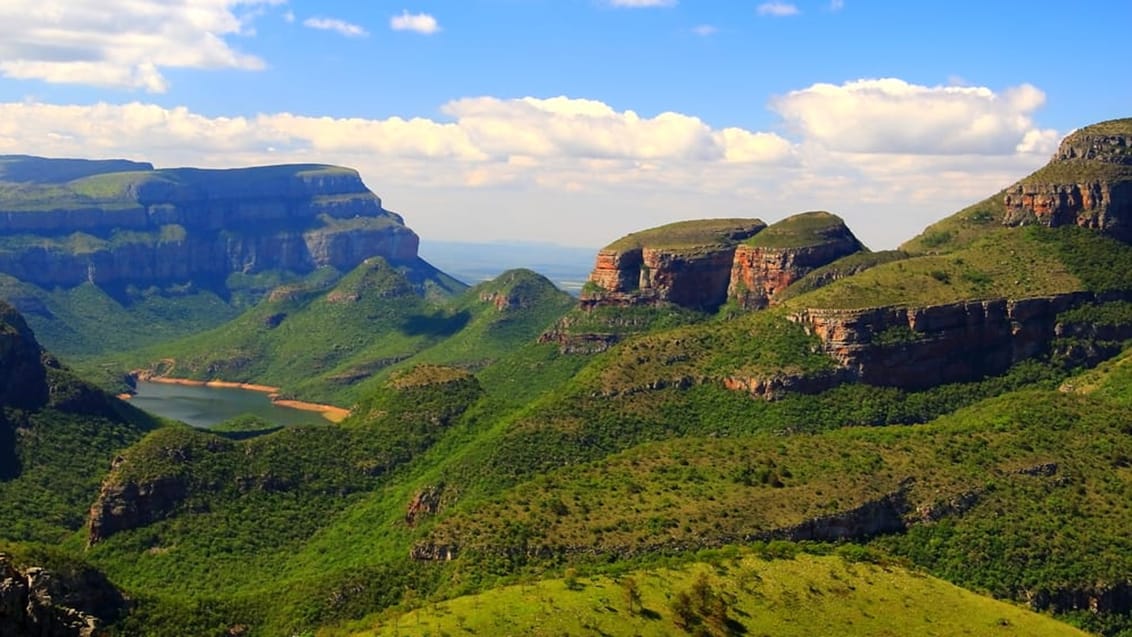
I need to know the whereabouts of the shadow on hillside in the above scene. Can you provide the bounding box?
[400,310,471,337]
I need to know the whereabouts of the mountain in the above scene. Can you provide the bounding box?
[0,156,442,360]
[4,120,1132,636]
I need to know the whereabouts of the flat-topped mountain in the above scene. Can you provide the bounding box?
[0,156,419,288]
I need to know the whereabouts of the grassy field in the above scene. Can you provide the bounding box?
[341,553,1085,637]
[604,218,765,252]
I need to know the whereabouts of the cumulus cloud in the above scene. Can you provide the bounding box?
[303,17,368,38]
[0,80,1059,248]
[390,11,440,34]
[757,2,800,16]
[0,0,279,92]
[771,78,1053,155]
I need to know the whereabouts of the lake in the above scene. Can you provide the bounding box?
[130,380,328,429]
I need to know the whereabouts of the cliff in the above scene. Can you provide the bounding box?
[582,218,766,311]
[0,300,48,410]
[1003,118,1132,239]
[727,211,865,310]
[0,554,125,637]
[0,157,420,287]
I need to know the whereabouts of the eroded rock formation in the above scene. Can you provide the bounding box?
[727,212,864,310]
[0,158,420,288]
[87,470,188,546]
[1003,119,1132,238]
[0,553,125,636]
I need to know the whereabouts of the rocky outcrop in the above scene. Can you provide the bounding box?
[1003,119,1132,239]
[790,291,1130,390]
[727,212,864,310]
[0,553,125,636]
[0,159,420,288]
[0,301,48,410]
[405,484,445,526]
[582,219,765,312]
[87,469,188,545]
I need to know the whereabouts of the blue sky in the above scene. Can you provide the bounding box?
[0,0,1129,249]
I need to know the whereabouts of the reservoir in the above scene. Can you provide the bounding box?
[131,380,328,429]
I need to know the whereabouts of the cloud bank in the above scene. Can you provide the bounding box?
[0,79,1058,248]
[0,0,280,92]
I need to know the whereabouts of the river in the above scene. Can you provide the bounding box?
[130,380,328,428]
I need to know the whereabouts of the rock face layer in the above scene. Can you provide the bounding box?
[727,211,864,310]
[0,553,125,637]
[0,157,420,287]
[1003,118,1132,239]
[582,218,766,312]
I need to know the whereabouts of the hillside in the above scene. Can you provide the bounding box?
[3,120,1132,636]
[0,156,438,360]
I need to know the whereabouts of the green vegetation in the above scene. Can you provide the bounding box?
[604,218,765,252]
[775,249,908,302]
[743,210,858,249]
[343,553,1085,637]
[900,193,1008,254]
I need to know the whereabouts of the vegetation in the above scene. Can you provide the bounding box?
[743,210,858,249]
[604,218,765,252]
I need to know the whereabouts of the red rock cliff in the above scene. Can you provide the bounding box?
[1003,119,1132,239]
[727,212,864,310]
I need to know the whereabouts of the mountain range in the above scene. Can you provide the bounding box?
[1,118,1132,636]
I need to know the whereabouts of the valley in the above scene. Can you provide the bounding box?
[2,118,1132,636]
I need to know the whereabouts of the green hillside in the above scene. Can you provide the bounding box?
[343,553,1086,637]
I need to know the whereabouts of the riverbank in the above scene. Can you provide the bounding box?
[125,374,351,423]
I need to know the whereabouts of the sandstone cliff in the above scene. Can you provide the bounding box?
[727,211,864,310]
[582,218,766,312]
[0,553,125,636]
[0,300,48,410]
[0,157,420,288]
[1003,118,1132,238]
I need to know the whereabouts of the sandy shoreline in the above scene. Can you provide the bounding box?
[125,374,351,423]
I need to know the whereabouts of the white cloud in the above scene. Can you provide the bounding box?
[0,0,279,93]
[0,80,1060,249]
[691,25,718,36]
[390,11,440,34]
[830,0,845,12]
[303,17,368,38]
[770,78,1052,155]
[757,2,800,16]
[607,0,677,6]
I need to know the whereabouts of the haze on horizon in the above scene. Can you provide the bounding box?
[0,0,1128,250]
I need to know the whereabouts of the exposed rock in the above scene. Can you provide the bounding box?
[87,475,188,545]
[405,484,445,526]
[0,553,125,636]
[1025,582,1132,615]
[0,301,49,410]
[409,542,458,561]
[582,218,765,312]
[0,159,420,288]
[727,212,865,310]
[915,490,981,523]
[1002,119,1132,239]
[789,291,1125,390]
[721,369,851,401]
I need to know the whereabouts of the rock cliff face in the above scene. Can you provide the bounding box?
[0,301,48,410]
[0,553,125,637]
[790,291,1132,390]
[1003,119,1132,239]
[581,218,766,312]
[727,212,864,310]
[87,465,188,545]
[0,157,420,288]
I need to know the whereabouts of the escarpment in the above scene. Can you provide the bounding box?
[1003,118,1132,238]
[0,300,49,410]
[0,157,420,287]
[582,218,767,311]
[0,554,126,637]
[728,211,864,310]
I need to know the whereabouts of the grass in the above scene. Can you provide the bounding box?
[603,218,765,252]
[743,210,859,249]
[793,228,1088,309]
[343,553,1085,637]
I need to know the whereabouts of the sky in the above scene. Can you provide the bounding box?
[0,1,1129,250]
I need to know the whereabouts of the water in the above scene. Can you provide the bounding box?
[130,380,326,429]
